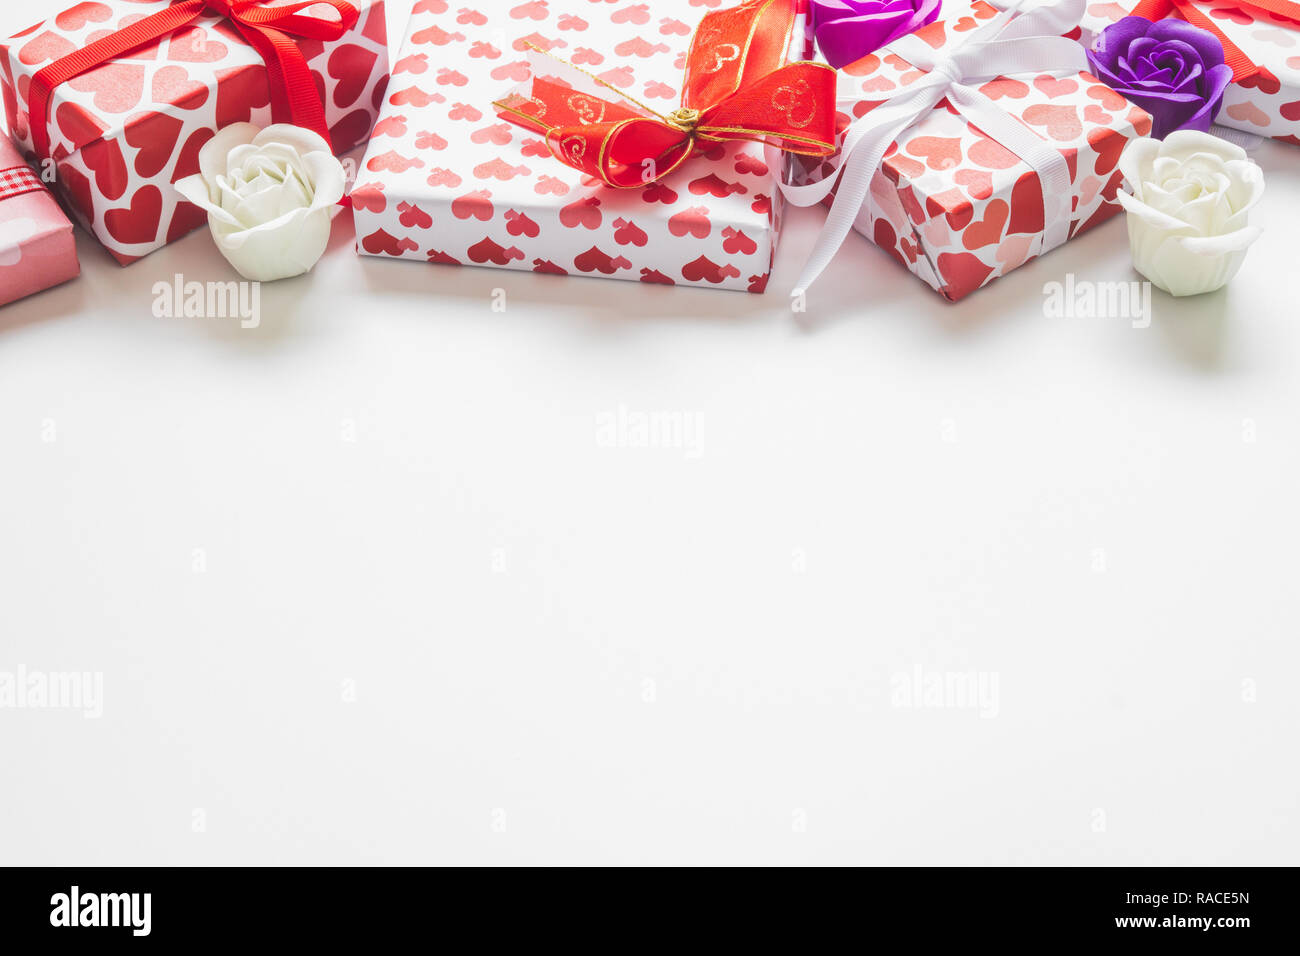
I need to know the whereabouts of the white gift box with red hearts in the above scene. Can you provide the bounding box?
[351,0,795,292]
[1078,2,1300,145]
[792,1,1152,301]
[0,0,389,265]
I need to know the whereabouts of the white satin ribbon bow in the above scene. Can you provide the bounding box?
[782,0,1090,297]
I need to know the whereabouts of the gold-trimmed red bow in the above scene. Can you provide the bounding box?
[493,0,837,188]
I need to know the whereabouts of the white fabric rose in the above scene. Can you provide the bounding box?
[175,123,346,282]
[1116,130,1263,297]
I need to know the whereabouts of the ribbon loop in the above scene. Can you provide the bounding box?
[26,0,358,160]
[493,0,837,187]
[784,0,1091,295]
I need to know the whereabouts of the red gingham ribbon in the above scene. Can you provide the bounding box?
[0,164,46,201]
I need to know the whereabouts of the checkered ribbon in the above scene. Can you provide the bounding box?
[0,164,46,202]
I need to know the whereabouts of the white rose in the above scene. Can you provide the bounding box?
[175,123,346,282]
[1116,130,1263,298]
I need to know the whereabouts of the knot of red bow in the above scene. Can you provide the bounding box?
[493,0,837,188]
[28,0,359,159]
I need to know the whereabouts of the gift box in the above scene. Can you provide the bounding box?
[0,137,78,306]
[0,0,390,265]
[1079,1,1300,145]
[790,0,1152,300]
[351,0,815,291]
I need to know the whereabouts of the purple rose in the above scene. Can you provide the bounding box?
[811,0,943,71]
[1087,16,1233,140]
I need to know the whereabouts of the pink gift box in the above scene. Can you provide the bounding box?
[0,136,78,307]
[1078,1,1300,145]
[794,0,1151,300]
[351,0,801,292]
[1,0,389,265]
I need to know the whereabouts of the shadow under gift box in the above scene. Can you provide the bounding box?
[791,1,1152,301]
[1078,0,1300,146]
[0,0,390,265]
[0,136,78,306]
[350,0,802,292]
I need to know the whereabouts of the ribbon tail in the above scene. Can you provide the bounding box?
[782,82,947,296]
[233,21,331,145]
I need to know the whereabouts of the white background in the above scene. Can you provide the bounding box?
[1,0,1297,866]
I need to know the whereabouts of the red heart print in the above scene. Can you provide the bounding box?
[574,246,631,274]
[151,65,208,110]
[1007,171,1044,235]
[430,170,461,192]
[1089,127,1125,175]
[329,44,379,108]
[55,2,112,31]
[170,127,214,183]
[55,101,106,149]
[978,78,1029,100]
[968,138,1018,170]
[1209,6,1254,25]
[1033,75,1078,99]
[721,227,756,255]
[18,31,75,67]
[350,183,386,213]
[1280,100,1300,122]
[398,202,433,229]
[962,199,1009,250]
[330,109,374,153]
[1082,104,1108,125]
[104,184,162,245]
[167,199,208,243]
[124,111,182,178]
[937,252,995,301]
[363,229,419,256]
[1086,84,1127,111]
[668,206,711,238]
[68,62,145,114]
[80,136,127,200]
[560,196,602,229]
[366,150,424,173]
[1023,104,1082,142]
[58,163,95,221]
[1225,101,1270,127]
[873,218,908,269]
[926,188,974,230]
[452,189,494,220]
[168,27,227,64]
[468,238,524,264]
[954,168,993,200]
[373,115,408,138]
[510,1,548,20]
[505,209,540,237]
[395,53,429,75]
[415,131,447,150]
[426,249,462,266]
[535,175,569,196]
[473,158,529,181]
[613,217,647,246]
[1238,67,1281,95]
[470,122,513,145]
[681,256,740,284]
[215,65,272,127]
[906,135,963,170]
[688,173,745,197]
[640,268,675,285]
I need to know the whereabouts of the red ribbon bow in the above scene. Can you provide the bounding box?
[1130,0,1300,81]
[28,0,358,159]
[492,0,837,188]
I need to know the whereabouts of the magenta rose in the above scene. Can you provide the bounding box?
[811,0,944,70]
[1087,17,1233,140]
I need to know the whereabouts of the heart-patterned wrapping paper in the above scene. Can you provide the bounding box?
[1079,2,1300,145]
[0,0,390,265]
[0,135,79,306]
[351,0,800,292]
[790,0,1151,301]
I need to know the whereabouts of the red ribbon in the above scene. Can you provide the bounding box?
[493,0,836,188]
[1130,0,1300,81]
[27,0,358,159]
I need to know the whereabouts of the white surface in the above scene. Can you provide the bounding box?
[1,1,1297,866]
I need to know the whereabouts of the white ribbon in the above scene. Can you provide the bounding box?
[782,0,1090,296]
